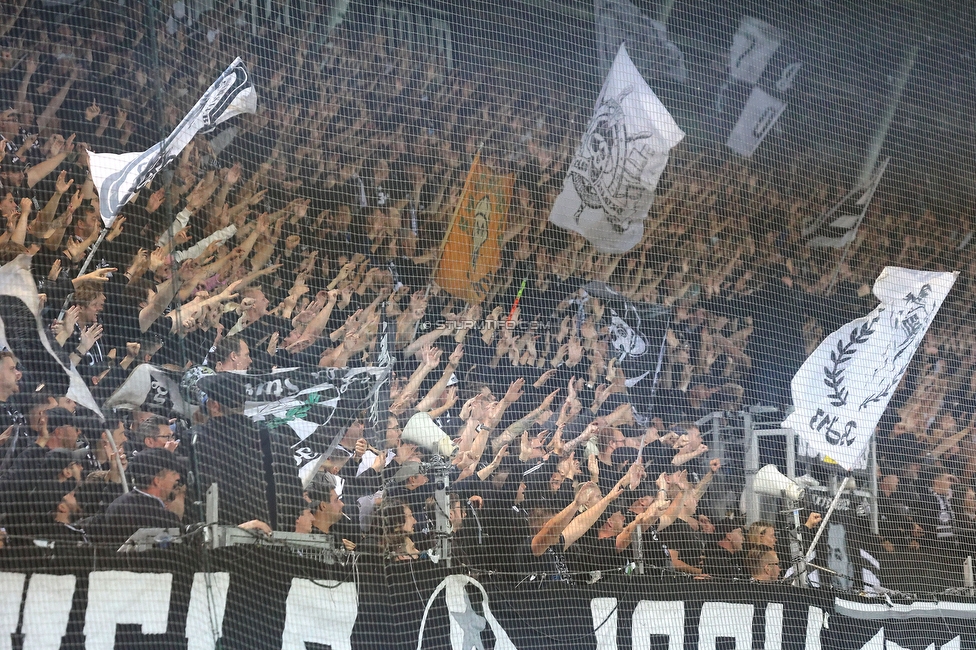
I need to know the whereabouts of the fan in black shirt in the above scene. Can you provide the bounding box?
[96,448,184,546]
[702,518,747,580]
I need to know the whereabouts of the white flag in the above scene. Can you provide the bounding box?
[0,256,102,418]
[549,44,684,254]
[102,363,185,415]
[88,57,257,227]
[726,86,786,157]
[729,16,783,84]
[595,0,686,82]
[783,267,957,470]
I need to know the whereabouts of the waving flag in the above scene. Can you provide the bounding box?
[0,256,102,417]
[241,366,391,485]
[549,44,684,254]
[434,153,514,303]
[88,58,257,226]
[784,267,956,470]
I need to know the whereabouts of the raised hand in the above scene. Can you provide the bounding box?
[85,100,100,122]
[105,216,125,241]
[79,323,104,353]
[146,188,165,213]
[55,170,74,194]
[449,343,464,365]
[61,305,80,334]
[504,377,525,403]
[222,162,242,186]
[47,259,62,282]
[419,343,442,368]
[533,368,557,388]
[74,267,116,285]
[67,189,83,213]
[539,388,560,412]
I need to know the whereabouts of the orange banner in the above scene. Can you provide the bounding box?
[433,155,514,304]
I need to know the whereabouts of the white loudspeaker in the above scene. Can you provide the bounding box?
[754,464,804,502]
[401,412,456,457]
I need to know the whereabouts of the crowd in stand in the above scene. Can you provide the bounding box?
[0,0,972,594]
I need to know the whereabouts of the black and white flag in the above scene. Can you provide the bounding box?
[729,16,783,85]
[594,0,687,83]
[0,256,102,417]
[803,158,890,249]
[241,366,391,485]
[549,44,684,254]
[102,364,185,415]
[88,58,257,227]
[783,267,956,470]
[726,86,787,157]
[580,281,670,423]
[366,305,396,450]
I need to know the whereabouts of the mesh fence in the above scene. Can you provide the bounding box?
[0,0,975,648]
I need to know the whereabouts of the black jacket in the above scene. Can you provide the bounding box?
[96,489,182,547]
[190,413,304,531]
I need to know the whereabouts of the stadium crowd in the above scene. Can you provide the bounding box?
[0,0,972,594]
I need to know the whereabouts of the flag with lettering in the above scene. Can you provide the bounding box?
[241,366,390,485]
[434,152,514,303]
[784,268,957,470]
[549,44,684,254]
[88,58,256,226]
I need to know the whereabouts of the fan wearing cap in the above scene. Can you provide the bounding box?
[29,475,87,546]
[98,449,184,545]
[189,372,304,532]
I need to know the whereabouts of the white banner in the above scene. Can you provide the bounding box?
[729,16,783,84]
[88,57,256,227]
[784,267,957,470]
[0,256,102,417]
[726,86,786,157]
[594,0,686,82]
[549,44,684,254]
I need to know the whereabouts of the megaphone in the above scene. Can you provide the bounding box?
[401,412,456,458]
[754,464,804,502]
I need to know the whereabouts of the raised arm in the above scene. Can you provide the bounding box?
[531,485,590,557]
[563,474,629,550]
[415,344,463,412]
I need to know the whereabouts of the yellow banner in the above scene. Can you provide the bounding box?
[434,155,514,304]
